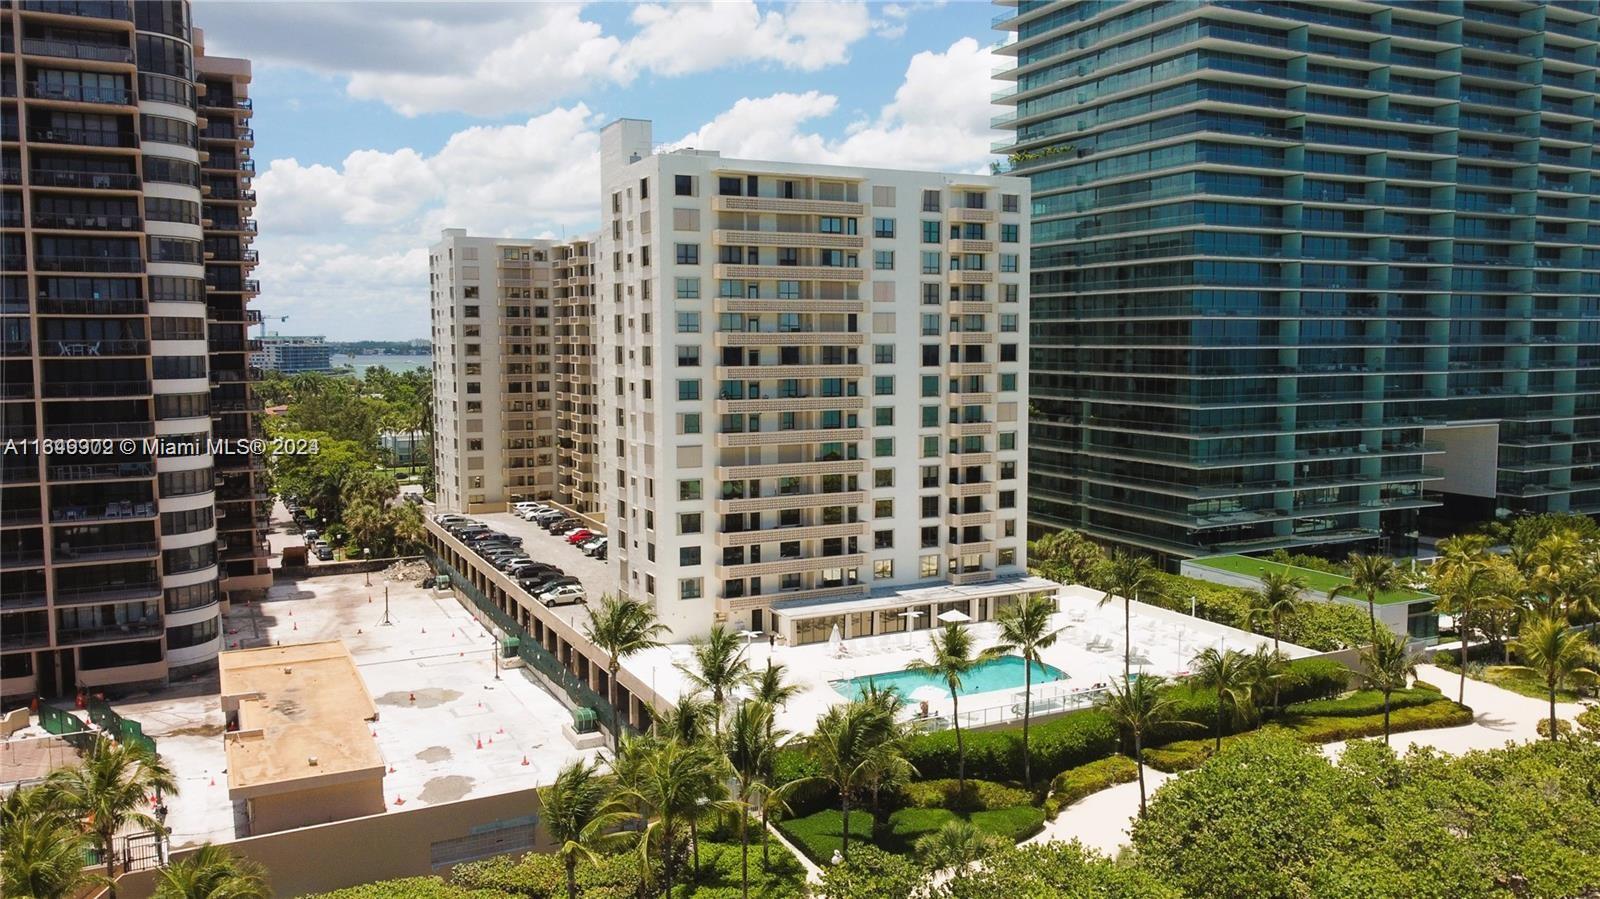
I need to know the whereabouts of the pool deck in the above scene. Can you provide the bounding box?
[621,584,1313,735]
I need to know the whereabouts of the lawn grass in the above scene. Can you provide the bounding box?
[1193,554,1429,605]
[670,839,808,898]
[1434,659,1587,703]
[775,809,874,863]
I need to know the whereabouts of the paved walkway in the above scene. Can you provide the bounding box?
[1027,664,1587,857]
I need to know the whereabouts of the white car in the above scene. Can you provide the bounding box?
[539,584,585,606]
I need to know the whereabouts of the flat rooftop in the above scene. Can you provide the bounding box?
[220,641,382,796]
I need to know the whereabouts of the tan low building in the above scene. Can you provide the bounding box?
[220,641,386,835]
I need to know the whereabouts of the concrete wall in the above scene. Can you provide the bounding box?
[246,777,387,835]
[277,556,426,579]
[114,785,551,898]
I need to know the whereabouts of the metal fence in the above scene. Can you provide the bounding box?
[86,697,157,755]
[427,552,625,738]
[909,682,1111,734]
[39,706,93,749]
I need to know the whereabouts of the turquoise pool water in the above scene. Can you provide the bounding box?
[832,655,1068,703]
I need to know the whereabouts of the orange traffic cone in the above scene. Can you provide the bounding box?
[209,776,216,787]
[388,765,396,773]
[520,756,529,766]
[409,692,416,703]
[394,796,405,806]
[475,738,483,750]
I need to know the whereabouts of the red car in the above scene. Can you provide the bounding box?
[565,529,593,545]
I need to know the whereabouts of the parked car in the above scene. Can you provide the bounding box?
[303,529,320,545]
[564,528,594,545]
[591,544,607,561]
[581,537,608,557]
[539,584,585,607]
[532,510,564,526]
[545,518,577,534]
[509,563,560,580]
[519,573,566,594]
[498,556,534,572]
[314,542,334,561]
[534,577,581,598]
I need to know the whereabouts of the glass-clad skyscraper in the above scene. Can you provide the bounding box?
[995,0,1600,562]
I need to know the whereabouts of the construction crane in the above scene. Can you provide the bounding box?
[256,314,288,339]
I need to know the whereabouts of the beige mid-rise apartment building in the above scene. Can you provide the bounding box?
[594,119,1045,641]
[428,230,596,516]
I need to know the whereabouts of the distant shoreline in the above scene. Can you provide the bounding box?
[331,353,430,375]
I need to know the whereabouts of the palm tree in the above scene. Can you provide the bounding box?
[1357,631,1419,744]
[854,682,915,821]
[1431,536,1495,705]
[1189,648,1256,752]
[613,737,727,898]
[1509,613,1598,742]
[805,698,901,862]
[723,701,787,899]
[655,693,716,746]
[677,624,753,739]
[910,623,980,794]
[1330,553,1400,639]
[45,736,179,898]
[752,662,800,870]
[1244,570,1306,712]
[151,844,269,899]
[583,594,668,754]
[536,760,618,899]
[913,819,1007,875]
[1247,643,1291,718]
[1096,675,1193,817]
[982,593,1064,789]
[1028,529,1106,585]
[1,787,104,899]
[1098,550,1164,682]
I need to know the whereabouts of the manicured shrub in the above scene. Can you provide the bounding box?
[1026,709,1121,777]
[1043,755,1139,818]
[1413,679,1441,693]
[771,746,831,817]
[302,878,502,899]
[1285,688,1441,718]
[450,852,640,899]
[1275,658,1352,704]
[881,807,961,853]
[895,778,1031,813]
[1537,718,1572,740]
[776,809,874,864]
[902,709,1118,783]
[969,805,1046,842]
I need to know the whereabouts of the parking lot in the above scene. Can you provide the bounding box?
[443,509,618,630]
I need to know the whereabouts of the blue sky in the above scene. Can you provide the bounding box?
[194,1,1003,340]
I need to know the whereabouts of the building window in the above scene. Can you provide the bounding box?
[874,375,894,395]
[1000,254,1019,273]
[1002,194,1020,213]
[874,530,894,550]
[680,546,701,566]
[921,495,939,518]
[675,175,693,196]
[1000,373,1017,392]
[921,283,941,305]
[1000,461,1017,480]
[920,555,939,577]
[875,407,894,427]
[873,250,894,271]
[999,431,1016,450]
[998,548,1016,566]
[921,189,941,212]
[1000,343,1018,362]
[874,559,894,580]
[921,465,939,488]
[1001,223,1019,243]
[874,437,894,457]
[922,405,938,427]
[678,379,700,401]
[922,435,938,458]
[679,513,702,535]
[873,217,896,238]
[921,376,939,398]
[874,468,894,488]
[678,345,700,366]
[875,499,894,518]
[680,578,703,600]
[675,243,700,264]
[874,344,895,364]
[681,413,701,434]
[999,490,1016,509]
[1000,313,1019,332]
[921,526,940,548]
[675,277,700,299]
[679,479,702,500]
[922,221,940,243]
[677,312,700,332]
[921,345,940,366]
[921,314,940,336]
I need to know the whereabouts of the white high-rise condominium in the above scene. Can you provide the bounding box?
[429,230,597,515]
[597,119,1051,642]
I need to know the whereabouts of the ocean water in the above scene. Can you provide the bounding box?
[332,353,431,375]
[833,655,1068,703]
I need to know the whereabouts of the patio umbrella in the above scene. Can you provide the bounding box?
[828,623,844,658]
[898,610,924,649]
[936,609,971,624]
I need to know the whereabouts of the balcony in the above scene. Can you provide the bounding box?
[18,1,133,20]
[39,338,148,356]
[713,264,865,282]
[717,427,865,448]
[46,460,154,482]
[711,195,865,216]
[52,540,160,564]
[945,481,993,498]
[17,40,133,65]
[949,569,997,585]
[716,458,865,481]
[716,490,865,516]
[714,364,864,380]
[28,169,140,191]
[25,127,138,149]
[714,330,864,347]
[947,269,994,286]
[50,500,155,523]
[30,212,141,231]
[947,511,994,528]
[711,229,865,250]
[948,239,996,254]
[947,207,996,224]
[948,392,994,405]
[714,551,866,577]
[947,301,994,316]
[949,331,994,344]
[41,379,151,398]
[52,581,161,606]
[949,451,994,466]
[716,394,864,415]
[56,620,163,645]
[26,83,134,106]
[947,361,994,377]
[720,298,865,315]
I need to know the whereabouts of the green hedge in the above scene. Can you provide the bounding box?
[1143,699,1475,772]
[894,778,1032,813]
[302,878,506,899]
[1147,572,1372,651]
[772,747,832,817]
[1043,756,1139,818]
[1285,688,1441,718]
[902,709,1118,784]
[776,809,874,863]
[451,853,640,899]
[880,806,1045,853]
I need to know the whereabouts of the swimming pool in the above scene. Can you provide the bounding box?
[832,655,1068,703]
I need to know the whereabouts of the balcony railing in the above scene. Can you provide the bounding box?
[50,500,156,522]
[18,39,133,64]
[33,255,143,273]
[26,127,138,149]
[28,169,140,191]
[27,83,133,105]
